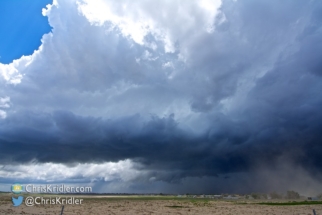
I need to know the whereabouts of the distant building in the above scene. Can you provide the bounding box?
[308,197,319,201]
[223,195,239,200]
[247,195,254,200]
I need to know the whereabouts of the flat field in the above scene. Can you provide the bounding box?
[0,193,321,214]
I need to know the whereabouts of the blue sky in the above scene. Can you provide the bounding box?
[0,0,322,196]
[0,0,52,63]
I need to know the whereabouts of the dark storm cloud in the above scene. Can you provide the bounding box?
[1,0,322,193]
[1,93,321,182]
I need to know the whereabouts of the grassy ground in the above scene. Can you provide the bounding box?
[3,192,322,206]
[82,196,215,202]
[257,201,322,206]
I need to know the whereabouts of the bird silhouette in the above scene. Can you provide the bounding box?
[12,196,23,206]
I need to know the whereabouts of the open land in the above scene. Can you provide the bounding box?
[1,193,322,215]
